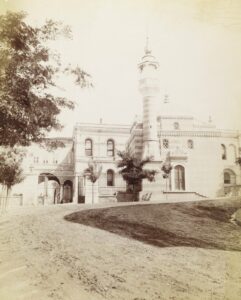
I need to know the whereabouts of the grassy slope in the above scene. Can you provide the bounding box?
[65,198,241,251]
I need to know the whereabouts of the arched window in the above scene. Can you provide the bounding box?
[85,139,93,156]
[107,139,114,157]
[174,165,185,190]
[174,122,179,130]
[163,139,169,149]
[221,144,226,160]
[187,139,194,149]
[223,169,236,185]
[224,172,231,184]
[107,169,114,186]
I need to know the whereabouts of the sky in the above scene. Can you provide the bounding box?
[0,0,241,136]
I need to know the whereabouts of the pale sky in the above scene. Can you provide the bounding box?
[1,0,241,136]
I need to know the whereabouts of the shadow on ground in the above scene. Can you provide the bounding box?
[65,198,241,251]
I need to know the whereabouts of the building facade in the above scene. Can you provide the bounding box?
[6,45,241,206]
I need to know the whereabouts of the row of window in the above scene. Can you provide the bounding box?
[85,139,115,157]
[100,167,186,190]
[162,139,194,149]
[34,157,58,164]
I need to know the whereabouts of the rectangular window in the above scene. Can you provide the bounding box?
[163,139,169,149]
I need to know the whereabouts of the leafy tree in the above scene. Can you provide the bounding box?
[84,160,102,204]
[0,147,25,212]
[161,155,172,200]
[0,11,91,148]
[116,150,157,194]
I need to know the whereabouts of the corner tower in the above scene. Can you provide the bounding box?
[138,39,160,160]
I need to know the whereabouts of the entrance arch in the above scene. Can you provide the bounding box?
[63,180,73,203]
[38,173,60,205]
[223,169,236,196]
[174,165,185,191]
[223,169,236,185]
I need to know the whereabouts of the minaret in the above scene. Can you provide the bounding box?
[138,38,160,160]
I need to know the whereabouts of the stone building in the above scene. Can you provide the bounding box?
[6,44,241,206]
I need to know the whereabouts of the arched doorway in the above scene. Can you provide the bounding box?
[223,169,236,196]
[224,169,236,185]
[38,173,60,205]
[63,180,73,203]
[107,169,115,186]
[174,165,185,191]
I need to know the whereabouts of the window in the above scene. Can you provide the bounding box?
[224,172,231,184]
[107,169,114,186]
[221,144,226,160]
[43,159,48,164]
[174,165,185,190]
[187,139,194,149]
[85,139,93,156]
[34,157,39,163]
[174,122,179,130]
[223,169,236,185]
[107,139,114,157]
[163,139,169,149]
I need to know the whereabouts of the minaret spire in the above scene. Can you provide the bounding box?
[145,36,151,55]
[145,22,151,55]
[138,36,160,160]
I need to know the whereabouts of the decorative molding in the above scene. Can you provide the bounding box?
[157,115,194,120]
[74,123,131,135]
[159,130,239,138]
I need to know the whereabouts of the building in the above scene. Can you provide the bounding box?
[7,43,241,207]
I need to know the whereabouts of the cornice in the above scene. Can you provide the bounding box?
[157,115,194,120]
[158,130,239,138]
[74,123,131,135]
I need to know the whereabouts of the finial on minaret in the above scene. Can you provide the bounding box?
[145,35,151,55]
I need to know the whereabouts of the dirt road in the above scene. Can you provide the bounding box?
[0,203,240,300]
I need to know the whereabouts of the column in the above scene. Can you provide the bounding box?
[73,175,78,204]
[60,184,64,204]
[44,175,48,205]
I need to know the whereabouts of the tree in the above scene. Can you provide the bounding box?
[84,160,102,204]
[116,150,157,196]
[161,154,172,200]
[0,147,25,212]
[0,11,91,148]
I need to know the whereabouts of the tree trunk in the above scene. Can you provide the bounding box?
[0,185,5,214]
[1,186,11,213]
[166,178,168,201]
[5,187,11,212]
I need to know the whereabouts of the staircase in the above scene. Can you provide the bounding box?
[141,191,207,202]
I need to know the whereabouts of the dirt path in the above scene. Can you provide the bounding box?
[0,203,240,300]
